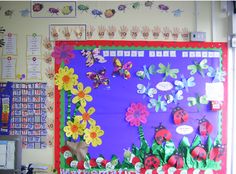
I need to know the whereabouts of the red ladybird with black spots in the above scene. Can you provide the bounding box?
[198,117,213,137]
[144,155,160,169]
[172,106,188,125]
[191,144,207,161]
[167,153,184,169]
[154,123,172,145]
[210,144,225,161]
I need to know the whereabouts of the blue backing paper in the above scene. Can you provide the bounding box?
[65,48,222,160]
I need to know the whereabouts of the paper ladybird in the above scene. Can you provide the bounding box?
[167,153,184,169]
[144,155,160,169]
[191,145,207,161]
[172,106,188,125]
[209,144,225,161]
[198,117,213,137]
[154,124,172,144]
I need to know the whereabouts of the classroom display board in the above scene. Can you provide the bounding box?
[54,41,227,174]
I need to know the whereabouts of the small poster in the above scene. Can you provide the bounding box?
[26,35,42,56]
[2,34,17,56]
[1,57,16,79]
[205,82,224,101]
[27,57,41,80]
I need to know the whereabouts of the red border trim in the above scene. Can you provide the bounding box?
[54,41,228,173]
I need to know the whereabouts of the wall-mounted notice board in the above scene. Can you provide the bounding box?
[54,41,227,174]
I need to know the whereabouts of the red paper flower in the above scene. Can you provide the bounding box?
[51,44,75,64]
[125,103,149,127]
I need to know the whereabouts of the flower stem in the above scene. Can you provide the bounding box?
[67,91,72,121]
[73,102,81,117]
[138,125,150,154]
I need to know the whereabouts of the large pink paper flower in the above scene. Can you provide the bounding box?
[51,44,75,64]
[125,103,149,127]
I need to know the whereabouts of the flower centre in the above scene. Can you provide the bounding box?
[78,91,85,98]
[62,75,70,83]
[90,132,97,139]
[82,113,90,121]
[71,125,78,133]
[60,51,67,58]
[134,111,141,118]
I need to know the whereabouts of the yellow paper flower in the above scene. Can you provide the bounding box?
[84,125,104,147]
[77,107,96,127]
[71,82,93,107]
[63,117,85,140]
[55,66,78,91]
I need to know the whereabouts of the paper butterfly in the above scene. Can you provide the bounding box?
[175,75,196,92]
[136,64,156,80]
[137,83,157,98]
[207,66,226,82]
[112,57,132,79]
[157,63,179,81]
[187,94,208,111]
[187,59,208,77]
[148,95,167,112]
[86,69,109,88]
[164,90,183,104]
[81,47,107,67]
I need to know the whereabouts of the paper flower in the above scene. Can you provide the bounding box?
[51,44,75,64]
[77,106,96,127]
[125,103,149,127]
[63,117,85,140]
[84,125,104,147]
[55,66,78,91]
[71,82,93,107]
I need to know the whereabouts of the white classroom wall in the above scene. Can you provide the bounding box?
[0,0,232,172]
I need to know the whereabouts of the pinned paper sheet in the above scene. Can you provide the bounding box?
[27,57,41,79]
[1,57,16,79]
[3,33,17,56]
[27,34,42,56]
[205,82,224,101]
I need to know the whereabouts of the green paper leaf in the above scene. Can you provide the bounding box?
[206,136,213,154]
[178,136,190,155]
[164,141,175,162]
[85,153,91,161]
[185,149,197,168]
[121,159,134,169]
[205,159,222,170]
[197,160,206,169]
[191,135,201,149]
[138,125,150,155]
[151,141,164,163]
[131,144,140,158]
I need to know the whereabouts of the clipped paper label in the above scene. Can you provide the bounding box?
[176,125,194,135]
[156,82,173,91]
